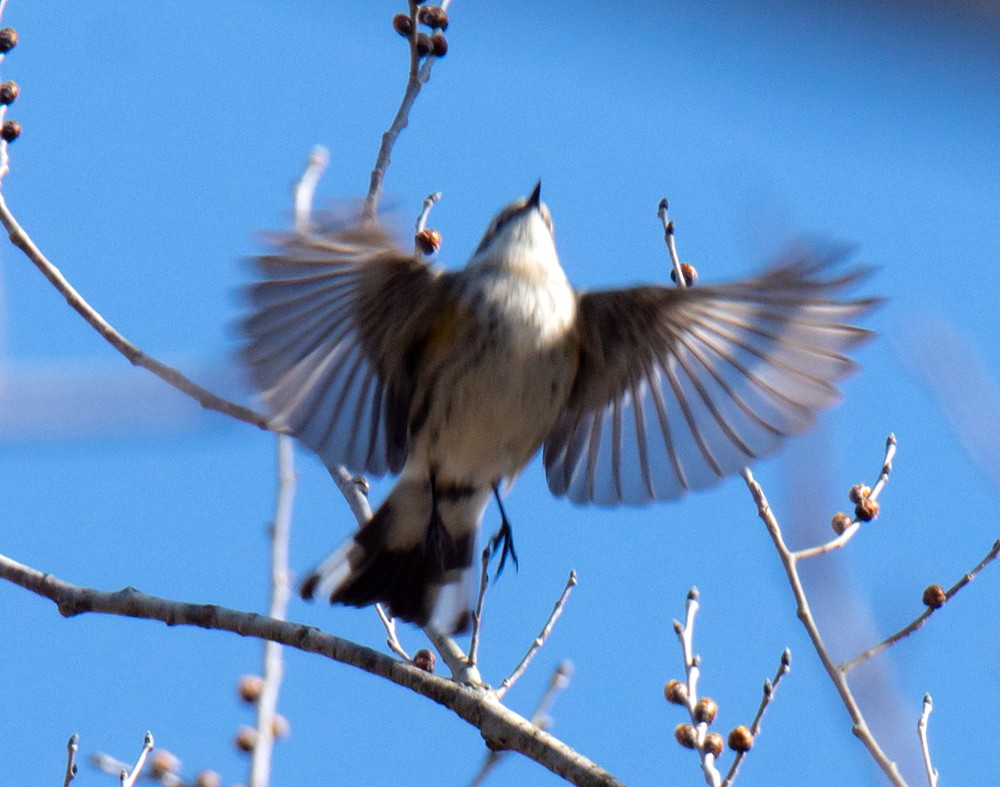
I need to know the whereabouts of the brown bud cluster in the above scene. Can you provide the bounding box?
[831,511,853,534]
[0,80,18,105]
[693,697,718,725]
[728,725,754,752]
[663,679,688,705]
[1,119,21,142]
[670,262,698,287]
[848,483,871,504]
[237,674,264,704]
[703,732,724,758]
[429,32,448,57]
[412,648,436,672]
[392,13,413,37]
[854,497,879,522]
[0,27,17,53]
[418,6,449,30]
[922,583,946,609]
[415,228,441,255]
[674,723,698,749]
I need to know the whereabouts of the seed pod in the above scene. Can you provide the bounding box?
[728,725,754,752]
[1,119,21,142]
[670,262,698,286]
[0,81,19,105]
[237,674,264,704]
[0,28,17,53]
[922,583,946,609]
[429,32,448,57]
[703,732,724,758]
[663,679,688,705]
[694,697,718,725]
[674,724,698,749]
[392,13,413,37]
[413,648,436,672]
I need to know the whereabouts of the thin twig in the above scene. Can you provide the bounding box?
[63,734,79,787]
[415,191,442,236]
[376,604,411,661]
[293,146,330,235]
[917,694,938,787]
[326,464,373,525]
[0,550,621,787]
[741,466,906,786]
[793,434,896,560]
[120,732,153,787]
[362,2,449,220]
[249,435,296,787]
[497,571,577,699]
[467,547,492,668]
[0,194,270,429]
[657,198,688,290]
[468,660,574,787]
[721,649,791,787]
[673,589,722,787]
[840,537,1000,672]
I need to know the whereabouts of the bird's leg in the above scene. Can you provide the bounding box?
[487,486,519,578]
[425,473,446,572]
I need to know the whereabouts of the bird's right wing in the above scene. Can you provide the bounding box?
[543,248,881,505]
[242,220,452,476]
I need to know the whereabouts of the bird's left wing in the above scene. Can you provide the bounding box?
[543,249,880,505]
[242,220,451,476]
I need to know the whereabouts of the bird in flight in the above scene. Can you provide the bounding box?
[242,183,877,632]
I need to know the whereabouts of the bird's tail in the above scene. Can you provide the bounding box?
[300,476,491,633]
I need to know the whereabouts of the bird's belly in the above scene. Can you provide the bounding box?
[412,326,576,485]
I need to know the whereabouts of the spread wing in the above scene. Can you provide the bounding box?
[543,248,880,505]
[242,220,451,475]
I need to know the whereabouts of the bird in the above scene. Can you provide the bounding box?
[241,182,878,633]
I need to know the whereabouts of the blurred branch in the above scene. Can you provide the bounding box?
[840,537,1000,673]
[0,193,269,429]
[0,551,621,787]
[249,435,296,787]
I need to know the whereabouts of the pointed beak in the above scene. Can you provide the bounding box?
[528,180,542,209]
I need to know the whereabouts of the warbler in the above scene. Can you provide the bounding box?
[242,183,877,632]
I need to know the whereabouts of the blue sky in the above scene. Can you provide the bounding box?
[2,2,999,785]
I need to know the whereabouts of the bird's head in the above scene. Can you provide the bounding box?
[472,181,556,265]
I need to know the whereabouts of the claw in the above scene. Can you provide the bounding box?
[487,487,519,579]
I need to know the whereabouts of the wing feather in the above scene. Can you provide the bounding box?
[544,247,879,505]
[242,219,451,475]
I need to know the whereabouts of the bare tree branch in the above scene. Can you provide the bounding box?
[496,571,577,699]
[0,194,270,429]
[840,538,1000,673]
[249,435,296,787]
[741,465,906,786]
[0,551,622,787]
